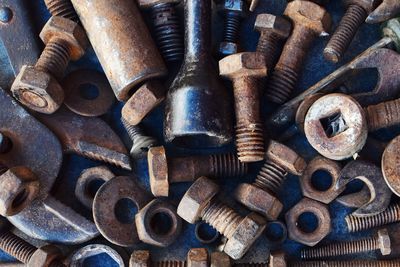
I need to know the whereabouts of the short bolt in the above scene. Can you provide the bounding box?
[364,98,400,132]
[44,0,79,22]
[301,228,392,259]
[122,118,157,158]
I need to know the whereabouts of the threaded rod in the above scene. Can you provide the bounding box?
[209,153,247,178]
[36,39,71,80]
[254,160,287,194]
[365,98,400,132]
[44,0,79,22]
[0,232,36,263]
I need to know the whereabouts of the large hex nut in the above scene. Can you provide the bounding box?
[254,14,292,39]
[219,52,267,79]
[40,16,88,60]
[285,198,331,247]
[147,146,169,197]
[177,177,219,224]
[130,250,151,267]
[0,166,39,216]
[266,140,306,175]
[234,183,283,220]
[187,248,208,267]
[344,0,381,13]
[135,199,182,247]
[27,245,62,267]
[300,156,344,204]
[11,66,64,114]
[224,212,266,260]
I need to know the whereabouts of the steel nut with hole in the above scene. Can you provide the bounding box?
[129,250,151,267]
[27,245,63,267]
[187,248,208,267]
[254,14,292,39]
[147,146,169,197]
[300,156,344,204]
[285,198,331,246]
[135,199,182,247]
[0,166,39,216]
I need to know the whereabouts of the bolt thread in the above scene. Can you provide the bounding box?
[0,232,36,263]
[210,153,248,177]
[156,261,186,267]
[266,66,299,104]
[301,236,379,259]
[254,160,287,194]
[346,203,400,232]
[292,261,400,267]
[36,39,70,80]
[365,98,400,132]
[224,11,241,43]
[122,118,144,140]
[324,5,367,62]
[151,3,184,63]
[44,0,79,22]
[202,200,242,238]
[235,123,265,162]
[256,32,282,71]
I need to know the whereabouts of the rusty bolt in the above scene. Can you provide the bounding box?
[324,0,380,62]
[122,118,157,158]
[129,248,206,267]
[382,134,400,197]
[235,140,306,220]
[148,146,247,197]
[11,16,88,114]
[44,0,79,22]
[177,177,266,260]
[364,98,400,132]
[266,0,331,104]
[129,250,151,267]
[187,248,209,267]
[219,52,267,163]
[0,165,39,217]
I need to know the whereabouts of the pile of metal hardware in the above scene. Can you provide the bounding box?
[0,0,400,266]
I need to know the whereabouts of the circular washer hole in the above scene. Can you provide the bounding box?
[114,198,138,224]
[0,7,13,23]
[311,170,333,191]
[12,189,28,210]
[86,179,106,198]
[150,211,173,236]
[79,83,100,100]
[297,212,319,234]
[195,222,219,244]
[265,222,286,244]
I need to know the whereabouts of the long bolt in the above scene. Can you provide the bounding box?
[122,118,157,158]
[324,4,367,63]
[44,0,79,22]
[292,261,400,267]
[365,98,400,132]
[346,203,400,232]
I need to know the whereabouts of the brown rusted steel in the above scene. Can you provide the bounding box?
[365,98,400,132]
[366,0,400,23]
[382,135,400,197]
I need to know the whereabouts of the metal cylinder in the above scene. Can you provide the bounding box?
[71,0,167,101]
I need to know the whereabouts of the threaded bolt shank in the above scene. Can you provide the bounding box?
[292,260,400,267]
[223,11,241,43]
[0,232,36,263]
[44,0,79,22]
[209,153,247,178]
[257,32,283,72]
[254,160,287,194]
[365,98,400,132]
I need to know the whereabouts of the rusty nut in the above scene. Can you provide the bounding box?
[344,0,381,13]
[187,248,209,267]
[40,16,88,60]
[211,252,231,267]
[177,176,219,224]
[135,199,182,247]
[147,146,169,197]
[285,198,331,247]
[0,166,39,216]
[234,183,283,220]
[219,52,267,79]
[11,65,64,114]
[137,0,180,9]
[254,14,292,39]
[129,250,151,267]
[269,251,287,267]
[27,245,63,267]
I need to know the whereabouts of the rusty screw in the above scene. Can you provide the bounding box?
[324,0,380,62]
[44,0,79,22]
[122,118,157,158]
[148,146,247,197]
[178,177,266,260]
[219,52,267,162]
[266,0,331,104]
[301,228,392,259]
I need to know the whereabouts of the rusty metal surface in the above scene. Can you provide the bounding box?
[382,134,400,197]
[366,0,400,23]
[67,244,126,267]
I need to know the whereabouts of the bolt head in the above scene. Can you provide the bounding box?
[11,66,64,114]
[40,16,88,60]
[266,140,306,175]
[177,177,219,224]
[219,42,238,57]
[187,248,209,267]
[344,0,381,13]
[219,52,267,79]
[137,0,180,9]
[147,146,169,197]
[129,250,151,267]
[224,212,266,260]
[377,228,392,255]
[27,245,62,267]
[284,0,331,35]
[254,14,292,39]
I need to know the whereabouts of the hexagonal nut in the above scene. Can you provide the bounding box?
[254,14,292,38]
[217,0,245,14]
[266,140,306,175]
[137,0,180,8]
[130,250,151,267]
[234,183,283,220]
[344,0,381,13]
[377,228,391,256]
[219,52,267,79]
[40,16,88,60]
[300,156,344,204]
[0,166,39,216]
[177,176,219,224]
[187,248,208,267]
[284,0,331,35]
[285,198,331,247]
[224,212,266,260]
[147,146,169,197]
[11,65,64,114]
[135,199,182,247]
[27,245,62,267]
[269,251,287,267]
[219,42,238,57]
[122,81,165,126]
[211,252,231,267]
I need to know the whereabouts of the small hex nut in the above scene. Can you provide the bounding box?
[122,81,165,125]
[211,252,231,267]
[269,251,287,267]
[224,212,266,260]
[147,146,169,197]
[40,16,88,60]
[130,250,151,267]
[266,140,306,175]
[0,166,39,216]
[284,0,331,35]
[285,198,331,247]
[187,248,208,267]
[219,52,267,79]
[254,14,292,39]
[344,0,381,13]
[135,199,182,247]
[234,183,283,220]
[137,0,180,9]
[177,177,219,224]
[377,229,391,256]
[11,65,64,114]
[27,245,62,267]
[219,42,238,57]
